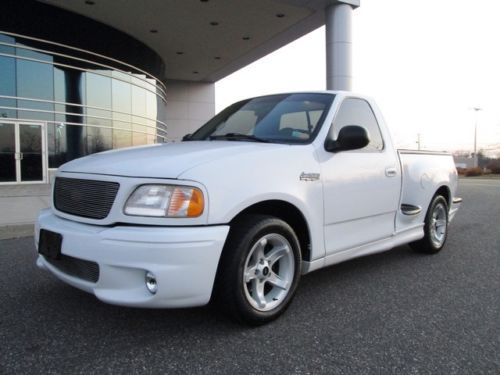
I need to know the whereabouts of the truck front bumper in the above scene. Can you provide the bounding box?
[35,209,230,308]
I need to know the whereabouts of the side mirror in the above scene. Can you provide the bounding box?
[325,125,370,153]
[182,133,192,141]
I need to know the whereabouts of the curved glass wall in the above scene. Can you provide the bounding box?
[0,31,167,169]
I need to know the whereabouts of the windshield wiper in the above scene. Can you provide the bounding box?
[209,133,269,143]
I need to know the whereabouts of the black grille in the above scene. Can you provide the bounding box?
[44,254,100,283]
[54,177,119,219]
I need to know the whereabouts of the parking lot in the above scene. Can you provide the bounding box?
[1,178,498,374]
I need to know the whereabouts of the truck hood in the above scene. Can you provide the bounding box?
[59,141,285,179]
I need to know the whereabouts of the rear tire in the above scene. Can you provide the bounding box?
[410,195,449,254]
[213,214,302,325]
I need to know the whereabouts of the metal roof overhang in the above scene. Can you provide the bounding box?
[38,0,359,83]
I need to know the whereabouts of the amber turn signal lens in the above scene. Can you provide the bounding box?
[187,188,204,217]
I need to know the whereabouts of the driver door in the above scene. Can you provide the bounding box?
[319,98,400,255]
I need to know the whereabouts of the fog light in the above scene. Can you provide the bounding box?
[145,271,158,294]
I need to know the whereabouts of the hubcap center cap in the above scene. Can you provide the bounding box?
[256,261,271,280]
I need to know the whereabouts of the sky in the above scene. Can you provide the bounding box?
[215,0,500,156]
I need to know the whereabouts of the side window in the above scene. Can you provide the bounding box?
[331,98,384,151]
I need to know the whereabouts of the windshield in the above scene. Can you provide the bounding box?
[188,93,335,144]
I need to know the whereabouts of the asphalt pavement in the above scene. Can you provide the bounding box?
[0,178,499,374]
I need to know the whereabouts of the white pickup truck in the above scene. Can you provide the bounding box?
[36,91,461,324]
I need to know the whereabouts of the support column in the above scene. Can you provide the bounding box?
[325,3,354,91]
[165,80,215,141]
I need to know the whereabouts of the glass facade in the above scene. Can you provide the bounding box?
[0,31,167,170]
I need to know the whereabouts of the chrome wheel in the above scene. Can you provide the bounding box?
[430,202,447,248]
[243,233,295,312]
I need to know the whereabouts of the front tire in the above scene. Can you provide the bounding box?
[410,195,449,254]
[213,214,302,325]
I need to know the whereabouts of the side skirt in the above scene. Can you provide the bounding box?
[301,224,424,274]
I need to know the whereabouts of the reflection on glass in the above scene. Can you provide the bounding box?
[147,119,156,137]
[17,59,54,121]
[132,130,147,146]
[0,123,16,182]
[64,125,86,164]
[146,91,157,140]
[112,78,131,116]
[49,119,69,167]
[132,85,147,145]
[112,78,132,148]
[86,127,112,154]
[86,73,112,128]
[20,124,43,181]
[111,70,131,84]
[0,32,166,174]
[86,72,112,153]
[113,130,132,148]
[131,74,154,92]
[54,67,66,103]
[16,45,53,62]
[86,72,112,109]
[0,56,17,118]
[0,34,15,54]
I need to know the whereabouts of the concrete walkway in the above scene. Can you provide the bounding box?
[0,184,51,239]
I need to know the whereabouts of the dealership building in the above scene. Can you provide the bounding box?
[0,0,359,233]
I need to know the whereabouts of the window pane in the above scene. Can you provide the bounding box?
[64,124,87,165]
[20,124,43,181]
[112,130,132,148]
[0,123,16,182]
[0,56,16,118]
[16,60,54,100]
[49,120,69,168]
[332,98,384,151]
[86,72,111,109]
[112,78,132,148]
[145,91,157,142]
[132,85,147,145]
[51,68,86,167]
[54,67,66,103]
[54,68,68,122]
[86,127,112,153]
[112,79,131,119]
[0,34,15,54]
[86,72,112,153]
[16,59,54,121]
[16,45,53,62]
[146,91,157,120]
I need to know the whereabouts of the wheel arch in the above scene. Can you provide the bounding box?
[229,200,312,262]
[435,185,451,207]
[409,185,450,254]
[421,185,451,220]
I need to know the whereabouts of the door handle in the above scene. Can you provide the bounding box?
[385,167,397,177]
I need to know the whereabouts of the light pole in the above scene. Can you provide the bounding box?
[471,107,482,168]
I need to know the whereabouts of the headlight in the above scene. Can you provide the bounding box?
[124,185,204,217]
